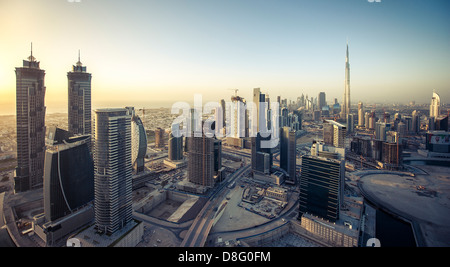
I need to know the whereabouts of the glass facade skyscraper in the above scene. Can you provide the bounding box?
[299,155,345,223]
[93,108,132,235]
[68,51,92,136]
[14,46,46,192]
[127,107,147,174]
[280,127,297,184]
[251,132,273,175]
[43,128,94,222]
[168,123,183,161]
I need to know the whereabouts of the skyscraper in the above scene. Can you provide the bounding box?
[127,107,147,174]
[251,133,273,175]
[318,92,326,111]
[375,122,391,141]
[364,112,370,129]
[368,111,376,130]
[220,98,227,135]
[187,133,214,187]
[93,108,132,235]
[32,127,95,246]
[435,115,449,131]
[155,127,165,148]
[184,108,200,152]
[14,44,46,192]
[323,120,346,148]
[347,114,354,133]
[43,127,94,222]
[230,94,247,139]
[299,155,345,223]
[252,87,268,135]
[382,141,402,169]
[168,122,183,161]
[322,121,333,147]
[252,88,261,135]
[280,127,297,184]
[213,139,222,174]
[341,42,351,122]
[430,90,440,119]
[358,101,364,127]
[412,110,420,134]
[68,51,92,136]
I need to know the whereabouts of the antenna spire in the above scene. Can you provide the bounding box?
[28,42,36,62]
[76,49,82,67]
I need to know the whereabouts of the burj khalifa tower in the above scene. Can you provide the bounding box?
[341,41,351,122]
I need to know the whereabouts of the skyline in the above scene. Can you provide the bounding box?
[1,0,450,115]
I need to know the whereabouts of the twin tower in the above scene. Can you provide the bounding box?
[14,47,91,193]
[15,46,144,239]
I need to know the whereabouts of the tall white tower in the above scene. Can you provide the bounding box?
[430,90,440,118]
[341,41,351,122]
[358,101,364,127]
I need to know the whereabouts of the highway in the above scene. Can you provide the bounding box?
[222,147,251,159]
[180,139,311,247]
[180,164,251,247]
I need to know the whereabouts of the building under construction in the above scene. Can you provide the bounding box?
[381,141,402,170]
[155,127,165,148]
[187,134,215,187]
[349,135,402,170]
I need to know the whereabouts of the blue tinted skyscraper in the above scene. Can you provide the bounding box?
[299,155,345,223]
[169,122,183,161]
[44,127,94,222]
[280,127,297,184]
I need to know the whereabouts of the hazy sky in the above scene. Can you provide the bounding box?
[0,0,449,114]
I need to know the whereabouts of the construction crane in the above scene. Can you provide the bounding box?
[227,88,239,96]
[227,88,243,102]
[360,155,366,169]
[149,154,158,170]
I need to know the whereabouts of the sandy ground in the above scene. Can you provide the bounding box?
[359,165,450,246]
[136,223,182,247]
[210,185,270,232]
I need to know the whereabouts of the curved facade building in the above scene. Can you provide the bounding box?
[129,107,147,173]
[43,130,94,222]
[430,90,440,118]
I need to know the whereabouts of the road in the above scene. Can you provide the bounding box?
[180,138,312,247]
[180,164,250,247]
[207,195,299,245]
